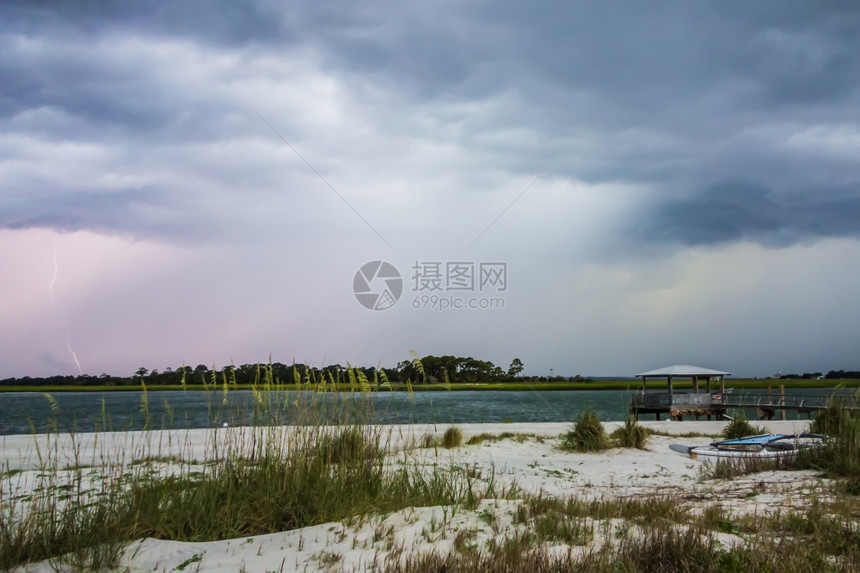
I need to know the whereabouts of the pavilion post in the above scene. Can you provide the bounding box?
[720,375,725,393]
[668,375,673,397]
[693,376,699,394]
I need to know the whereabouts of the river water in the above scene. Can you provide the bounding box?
[0,387,848,436]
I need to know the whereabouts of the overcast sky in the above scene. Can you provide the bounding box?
[2,1,859,379]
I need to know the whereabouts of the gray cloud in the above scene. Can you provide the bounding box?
[638,180,860,246]
[1,1,285,46]
[1,1,858,250]
[37,351,72,372]
[2,188,189,239]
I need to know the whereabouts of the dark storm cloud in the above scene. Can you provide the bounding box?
[5,1,859,109]
[1,188,192,239]
[2,0,860,249]
[1,0,285,45]
[0,25,196,132]
[0,66,175,131]
[639,180,860,246]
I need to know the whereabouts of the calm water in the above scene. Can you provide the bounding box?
[0,388,847,436]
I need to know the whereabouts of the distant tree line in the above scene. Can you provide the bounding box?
[824,370,860,379]
[0,355,594,388]
[776,370,860,380]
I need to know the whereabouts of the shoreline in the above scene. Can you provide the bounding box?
[0,420,815,472]
[1,379,859,393]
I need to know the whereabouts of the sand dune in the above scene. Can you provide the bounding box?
[3,420,824,572]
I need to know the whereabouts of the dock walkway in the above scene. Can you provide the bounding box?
[631,391,858,421]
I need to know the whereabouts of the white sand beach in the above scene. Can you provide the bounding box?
[2,420,828,572]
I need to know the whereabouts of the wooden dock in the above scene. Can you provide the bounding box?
[630,391,858,421]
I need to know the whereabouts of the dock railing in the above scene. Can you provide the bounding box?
[723,393,848,411]
[631,391,857,412]
[631,392,724,408]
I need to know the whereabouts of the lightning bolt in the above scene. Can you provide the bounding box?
[49,246,59,303]
[66,327,83,374]
[49,245,84,374]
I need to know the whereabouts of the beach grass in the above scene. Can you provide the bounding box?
[0,370,501,571]
[610,417,650,449]
[796,400,860,491]
[699,454,792,480]
[1,428,495,570]
[561,409,610,452]
[377,491,860,572]
[442,426,463,449]
[721,415,767,440]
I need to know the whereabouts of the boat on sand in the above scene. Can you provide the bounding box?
[669,433,825,460]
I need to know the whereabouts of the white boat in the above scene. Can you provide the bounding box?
[669,433,824,460]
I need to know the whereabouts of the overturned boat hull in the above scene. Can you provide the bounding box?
[670,433,824,460]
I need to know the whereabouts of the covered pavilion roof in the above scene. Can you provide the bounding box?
[635,365,730,378]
